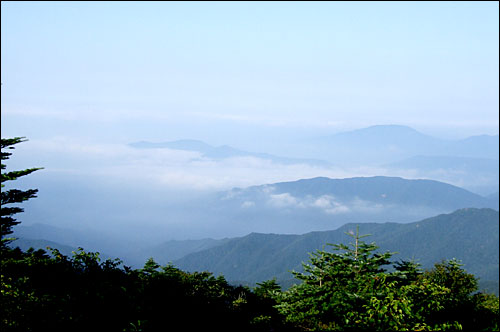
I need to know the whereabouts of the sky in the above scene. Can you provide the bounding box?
[1,1,499,192]
[1,1,499,242]
[2,2,499,140]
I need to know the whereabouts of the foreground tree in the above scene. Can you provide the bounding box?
[1,137,42,247]
[274,228,498,331]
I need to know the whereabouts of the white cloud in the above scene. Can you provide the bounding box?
[268,193,299,208]
[14,135,490,194]
[265,193,350,214]
[311,195,350,214]
[311,195,335,209]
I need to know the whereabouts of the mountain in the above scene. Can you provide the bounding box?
[129,139,330,167]
[438,135,499,160]
[8,237,115,262]
[307,125,499,165]
[122,238,231,268]
[307,125,446,164]
[11,209,499,295]
[11,223,148,258]
[9,227,228,269]
[327,125,440,148]
[130,126,499,166]
[9,238,78,257]
[209,176,498,235]
[235,176,492,209]
[13,176,497,249]
[174,208,499,291]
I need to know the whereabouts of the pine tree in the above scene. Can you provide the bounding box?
[1,137,43,247]
[274,226,395,330]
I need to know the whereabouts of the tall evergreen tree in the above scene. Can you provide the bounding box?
[273,227,477,331]
[1,137,42,247]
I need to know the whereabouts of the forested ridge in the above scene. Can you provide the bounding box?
[1,137,499,331]
[173,208,499,288]
[2,233,499,331]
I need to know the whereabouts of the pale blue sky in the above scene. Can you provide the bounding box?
[1,2,499,237]
[2,1,499,148]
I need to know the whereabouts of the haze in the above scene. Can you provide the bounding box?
[1,2,498,244]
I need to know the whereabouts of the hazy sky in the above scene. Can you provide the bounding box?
[2,1,499,144]
[1,1,499,192]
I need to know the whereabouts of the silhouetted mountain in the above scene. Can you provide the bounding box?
[9,238,78,257]
[174,208,499,291]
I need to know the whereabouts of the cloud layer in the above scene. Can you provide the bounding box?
[10,137,389,192]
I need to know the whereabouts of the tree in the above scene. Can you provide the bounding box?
[274,227,396,330]
[1,137,43,247]
[422,259,499,331]
[273,228,493,331]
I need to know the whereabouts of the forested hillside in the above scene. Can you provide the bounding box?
[3,232,499,331]
[175,208,499,288]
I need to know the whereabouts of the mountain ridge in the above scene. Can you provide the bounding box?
[308,125,499,164]
[174,208,499,289]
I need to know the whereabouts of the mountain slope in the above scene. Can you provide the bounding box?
[257,176,492,209]
[175,176,500,237]
[174,208,499,287]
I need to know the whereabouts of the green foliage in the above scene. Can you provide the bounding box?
[255,278,281,298]
[274,227,395,330]
[1,246,292,331]
[1,137,43,245]
[421,259,499,331]
[274,228,499,331]
[2,231,498,332]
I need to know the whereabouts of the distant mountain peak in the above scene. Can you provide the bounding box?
[334,124,433,138]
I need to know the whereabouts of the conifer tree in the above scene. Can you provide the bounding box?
[274,227,395,330]
[1,137,42,247]
[273,227,476,331]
